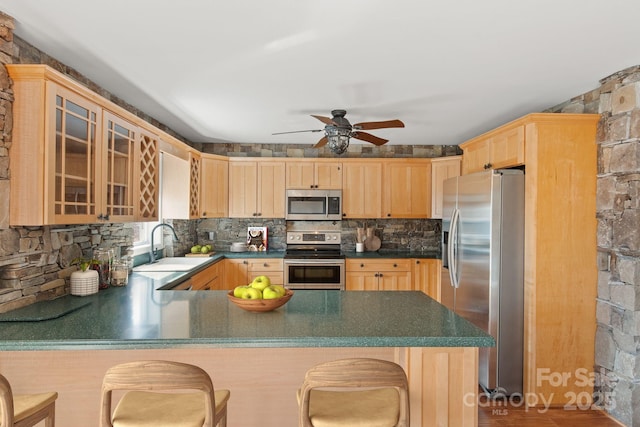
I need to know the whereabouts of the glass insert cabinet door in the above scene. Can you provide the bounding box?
[102,111,136,221]
[52,86,100,222]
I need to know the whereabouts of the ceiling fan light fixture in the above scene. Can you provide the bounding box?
[326,126,350,154]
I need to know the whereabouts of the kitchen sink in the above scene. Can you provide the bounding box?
[132,257,212,272]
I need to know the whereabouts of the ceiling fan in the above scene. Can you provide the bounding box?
[273,109,405,154]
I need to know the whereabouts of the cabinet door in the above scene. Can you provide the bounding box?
[430,157,461,219]
[413,259,441,300]
[346,271,379,291]
[189,152,201,219]
[285,161,315,189]
[224,258,249,288]
[228,161,258,217]
[190,262,222,290]
[461,139,490,174]
[102,111,137,222]
[490,126,524,169]
[257,161,285,218]
[342,161,382,219]
[378,271,413,291]
[47,85,103,224]
[200,156,229,218]
[136,129,160,221]
[383,161,431,218]
[315,162,342,189]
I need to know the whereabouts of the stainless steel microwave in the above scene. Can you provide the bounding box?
[285,189,342,220]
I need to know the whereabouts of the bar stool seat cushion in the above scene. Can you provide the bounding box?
[13,392,58,423]
[111,389,230,427]
[300,388,400,427]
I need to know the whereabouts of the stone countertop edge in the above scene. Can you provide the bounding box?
[0,287,495,351]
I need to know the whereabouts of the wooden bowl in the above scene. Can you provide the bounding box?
[227,289,294,312]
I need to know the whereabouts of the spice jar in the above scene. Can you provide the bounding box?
[92,248,112,289]
[111,260,129,286]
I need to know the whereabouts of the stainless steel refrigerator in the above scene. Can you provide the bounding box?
[441,169,524,395]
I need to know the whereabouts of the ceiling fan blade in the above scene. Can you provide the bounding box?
[352,131,388,146]
[353,119,405,130]
[313,135,329,148]
[272,129,323,135]
[311,115,337,126]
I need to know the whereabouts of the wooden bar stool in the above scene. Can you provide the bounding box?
[297,358,410,427]
[100,360,230,427]
[0,373,58,427]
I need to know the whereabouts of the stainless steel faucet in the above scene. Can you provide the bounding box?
[149,223,179,263]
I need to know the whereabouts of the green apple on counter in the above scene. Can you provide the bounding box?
[250,275,271,291]
[190,245,202,254]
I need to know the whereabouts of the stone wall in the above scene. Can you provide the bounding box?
[548,65,640,426]
[196,217,441,253]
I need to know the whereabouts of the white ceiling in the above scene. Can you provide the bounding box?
[1,0,639,147]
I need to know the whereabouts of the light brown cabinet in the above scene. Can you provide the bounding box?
[200,155,229,218]
[382,159,431,218]
[285,160,342,189]
[341,160,383,219]
[223,258,284,289]
[412,258,441,300]
[189,261,223,290]
[346,259,413,291]
[7,65,159,225]
[460,113,600,406]
[228,159,285,218]
[430,156,461,219]
[460,125,524,174]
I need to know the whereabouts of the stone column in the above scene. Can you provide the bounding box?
[594,65,640,427]
[0,12,13,229]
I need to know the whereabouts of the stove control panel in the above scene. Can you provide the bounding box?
[287,231,341,244]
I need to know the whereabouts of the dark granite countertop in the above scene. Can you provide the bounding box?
[0,263,492,351]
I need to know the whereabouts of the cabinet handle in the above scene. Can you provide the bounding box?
[379,273,384,277]
[243,260,248,264]
[360,263,364,268]
[202,211,207,216]
[342,213,346,217]
[416,260,420,264]
[374,273,379,277]
[387,213,391,217]
[263,263,268,267]
[393,263,397,268]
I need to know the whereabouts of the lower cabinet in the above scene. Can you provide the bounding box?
[223,258,284,289]
[412,259,441,300]
[346,259,413,291]
[189,261,223,290]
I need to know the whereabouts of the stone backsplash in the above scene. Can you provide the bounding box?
[195,218,441,253]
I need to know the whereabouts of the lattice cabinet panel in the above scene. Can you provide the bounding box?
[189,153,201,218]
[137,131,159,221]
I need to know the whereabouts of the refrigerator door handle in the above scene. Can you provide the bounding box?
[448,208,460,289]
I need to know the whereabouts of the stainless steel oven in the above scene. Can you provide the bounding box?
[284,230,345,290]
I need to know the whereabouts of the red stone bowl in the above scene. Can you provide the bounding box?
[227,289,294,312]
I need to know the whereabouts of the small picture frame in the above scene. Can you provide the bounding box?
[247,226,268,251]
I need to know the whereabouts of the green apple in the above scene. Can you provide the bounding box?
[250,275,271,291]
[241,287,262,299]
[233,285,250,298]
[205,244,213,251]
[200,245,210,254]
[190,245,202,254]
[272,285,286,297]
[263,285,282,299]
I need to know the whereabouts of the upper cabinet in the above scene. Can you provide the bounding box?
[460,125,524,174]
[7,65,159,225]
[200,154,228,218]
[228,159,285,218]
[285,160,342,189]
[430,156,461,219]
[341,160,382,219]
[382,159,432,218]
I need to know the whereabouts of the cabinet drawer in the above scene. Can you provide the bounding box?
[346,259,412,272]
[247,259,283,272]
[190,261,222,290]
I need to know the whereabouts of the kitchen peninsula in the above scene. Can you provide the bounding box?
[0,270,493,427]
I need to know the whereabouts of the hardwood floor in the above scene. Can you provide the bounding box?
[478,394,624,426]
